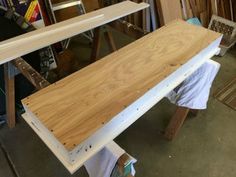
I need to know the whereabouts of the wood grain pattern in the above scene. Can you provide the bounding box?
[22,20,221,150]
[0,1,149,65]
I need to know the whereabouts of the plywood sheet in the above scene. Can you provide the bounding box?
[156,0,183,26]
[22,20,221,151]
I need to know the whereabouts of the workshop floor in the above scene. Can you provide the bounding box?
[0,29,235,177]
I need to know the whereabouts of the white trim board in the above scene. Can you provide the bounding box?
[22,36,222,174]
[0,1,149,65]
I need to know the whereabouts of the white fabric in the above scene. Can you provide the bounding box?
[130,156,137,176]
[84,141,137,177]
[166,59,220,109]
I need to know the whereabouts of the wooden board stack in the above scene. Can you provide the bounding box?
[180,0,211,27]
[181,0,236,27]
[21,20,222,173]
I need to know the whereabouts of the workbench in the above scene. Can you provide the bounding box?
[0,1,222,174]
[22,20,221,173]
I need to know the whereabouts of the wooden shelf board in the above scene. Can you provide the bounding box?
[0,1,149,65]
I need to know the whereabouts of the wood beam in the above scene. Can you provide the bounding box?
[90,27,102,63]
[11,58,50,90]
[164,106,190,140]
[4,63,15,128]
[104,30,117,52]
[0,1,149,65]
[90,26,117,63]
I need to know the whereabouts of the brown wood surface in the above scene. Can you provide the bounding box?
[22,20,221,150]
[12,58,50,90]
[164,106,190,140]
[103,30,117,52]
[90,26,117,63]
[4,64,15,128]
[156,0,183,26]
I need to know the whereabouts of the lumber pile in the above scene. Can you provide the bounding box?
[216,0,235,21]
[37,0,235,38]
[180,0,211,27]
[181,0,235,27]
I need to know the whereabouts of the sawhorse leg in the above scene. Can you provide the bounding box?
[90,26,117,63]
[3,58,50,128]
[4,63,15,128]
[103,29,116,52]
[164,106,199,140]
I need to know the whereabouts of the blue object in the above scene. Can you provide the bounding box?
[187,18,202,26]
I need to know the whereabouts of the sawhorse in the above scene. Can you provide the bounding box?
[3,58,50,128]
[164,106,199,140]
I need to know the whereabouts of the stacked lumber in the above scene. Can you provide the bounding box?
[181,0,235,27]
[180,0,211,27]
[216,0,235,21]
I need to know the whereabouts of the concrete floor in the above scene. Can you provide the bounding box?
[0,29,236,177]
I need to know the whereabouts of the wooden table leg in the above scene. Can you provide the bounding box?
[4,63,16,128]
[164,106,190,140]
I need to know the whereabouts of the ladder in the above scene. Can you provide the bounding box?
[47,0,93,49]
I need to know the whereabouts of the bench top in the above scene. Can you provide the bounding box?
[22,20,221,150]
